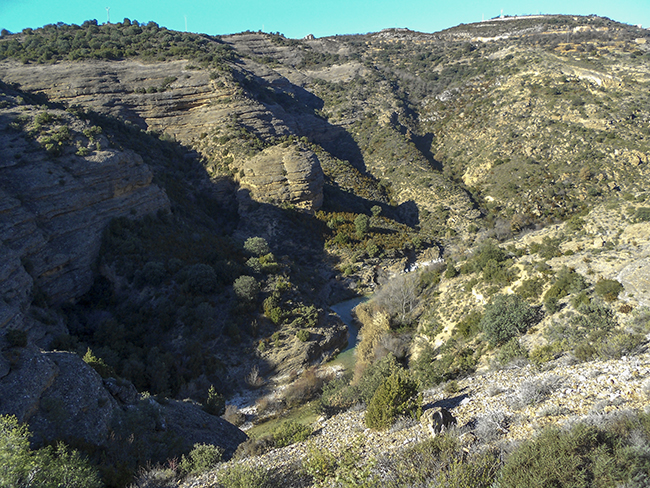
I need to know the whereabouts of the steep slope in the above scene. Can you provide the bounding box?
[1,15,650,487]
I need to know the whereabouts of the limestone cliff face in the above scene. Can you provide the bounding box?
[0,58,327,212]
[242,144,324,210]
[0,89,169,336]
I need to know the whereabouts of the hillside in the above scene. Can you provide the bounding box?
[0,14,649,487]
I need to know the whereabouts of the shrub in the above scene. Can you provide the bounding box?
[5,329,27,348]
[304,436,377,487]
[508,376,562,409]
[184,263,218,294]
[139,261,167,286]
[435,450,500,488]
[634,207,650,222]
[82,348,115,378]
[444,264,459,279]
[222,405,245,426]
[217,464,269,488]
[547,302,620,360]
[454,310,482,338]
[354,214,370,238]
[544,296,560,314]
[296,329,310,342]
[516,276,545,300]
[243,236,270,256]
[203,385,225,416]
[234,435,275,459]
[497,337,528,365]
[543,266,587,301]
[475,409,509,443]
[481,294,537,346]
[233,275,259,302]
[179,443,223,475]
[594,279,624,302]
[281,367,327,407]
[273,420,312,447]
[0,415,102,488]
[364,371,421,430]
[500,422,643,488]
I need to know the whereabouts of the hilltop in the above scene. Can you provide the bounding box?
[0,13,649,487]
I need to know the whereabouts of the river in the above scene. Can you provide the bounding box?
[328,295,368,371]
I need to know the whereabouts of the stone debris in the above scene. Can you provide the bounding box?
[182,349,650,487]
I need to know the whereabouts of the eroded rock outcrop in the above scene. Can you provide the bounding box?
[241,144,324,210]
[0,101,169,314]
[0,343,247,454]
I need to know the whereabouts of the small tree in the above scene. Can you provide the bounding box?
[372,273,419,326]
[243,237,270,257]
[481,294,537,346]
[204,385,225,416]
[354,214,370,238]
[233,275,259,302]
[82,348,114,378]
[364,371,421,430]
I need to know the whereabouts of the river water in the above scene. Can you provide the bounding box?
[329,295,368,371]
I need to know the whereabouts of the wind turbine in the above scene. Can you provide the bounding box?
[106,7,110,24]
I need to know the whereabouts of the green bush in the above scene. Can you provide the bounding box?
[184,263,219,294]
[273,420,312,447]
[243,236,270,257]
[411,340,478,388]
[233,275,259,302]
[544,296,560,314]
[296,329,310,342]
[203,385,225,416]
[547,302,622,361]
[500,422,649,488]
[354,214,370,238]
[0,415,101,488]
[481,294,537,346]
[497,338,528,365]
[461,241,507,275]
[454,310,483,338]
[516,276,545,300]
[634,207,650,222]
[364,371,421,430]
[543,266,588,301]
[594,279,624,302]
[321,356,403,412]
[304,436,377,487]
[179,443,223,475]
[5,329,27,348]
[82,348,115,378]
[217,463,270,488]
[444,264,459,279]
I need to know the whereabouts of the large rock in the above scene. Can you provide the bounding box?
[0,344,247,456]
[241,144,324,210]
[0,346,119,446]
[421,407,456,437]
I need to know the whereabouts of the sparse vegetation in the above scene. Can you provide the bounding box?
[2,12,650,488]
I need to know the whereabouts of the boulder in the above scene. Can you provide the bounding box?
[421,406,456,437]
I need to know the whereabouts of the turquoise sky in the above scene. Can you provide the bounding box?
[1,0,649,38]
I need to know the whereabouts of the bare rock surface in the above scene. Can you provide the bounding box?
[242,144,324,210]
[0,100,170,312]
[0,345,119,445]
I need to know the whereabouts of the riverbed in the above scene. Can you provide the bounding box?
[328,295,368,372]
